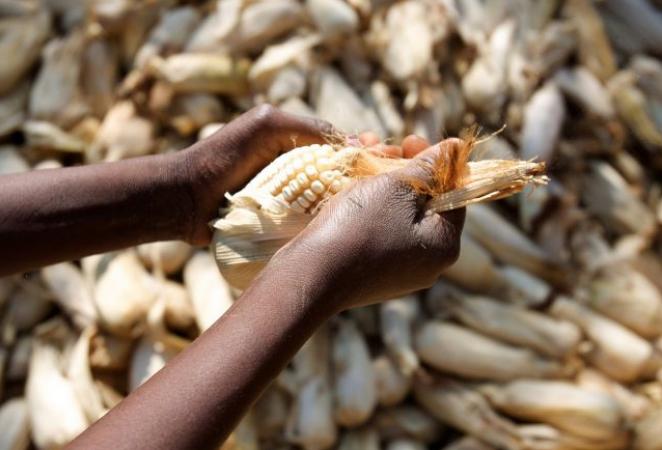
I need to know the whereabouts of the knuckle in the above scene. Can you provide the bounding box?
[250,104,280,126]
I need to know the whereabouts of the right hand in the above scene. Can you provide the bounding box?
[281,138,466,312]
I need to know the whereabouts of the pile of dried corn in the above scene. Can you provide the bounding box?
[1,0,662,449]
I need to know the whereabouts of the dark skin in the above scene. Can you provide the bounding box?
[0,105,464,449]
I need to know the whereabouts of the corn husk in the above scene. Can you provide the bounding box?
[553,67,614,119]
[88,332,132,372]
[577,369,651,422]
[413,377,525,450]
[88,101,154,163]
[443,293,581,358]
[373,354,411,407]
[22,120,87,153]
[0,146,29,175]
[4,283,52,332]
[137,240,192,276]
[26,321,88,449]
[442,437,496,450]
[551,296,653,382]
[582,161,657,237]
[66,327,106,422]
[0,398,30,450]
[286,375,337,450]
[465,204,565,284]
[252,385,289,440]
[7,336,32,381]
[634,408,662,450]
[587,265,662,338]
[183,252,234,332]
[0,81,29,137]
[480,379,626,441]
[0,8,51,95]
[415,321,565,381]
[93,251,157,337]
[520,81,565,163]
[307,0,359,38]
[380,296,420,376]
[41,262,96,329]
[338,428,379,450]
[332,318,377,427]
[374,405,442,444]
[386,439,426,450]
[148,53,250,95]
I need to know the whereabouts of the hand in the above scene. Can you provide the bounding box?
[179,104,434,245]
[280,138,466,312]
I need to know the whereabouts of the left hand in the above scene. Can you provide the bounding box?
[178,104,432,245]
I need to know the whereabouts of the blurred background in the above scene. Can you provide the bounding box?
[1,0,662,449]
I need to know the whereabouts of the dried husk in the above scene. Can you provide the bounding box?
[553,67,614,119]
[285,375,337,450]
[582,161,657,237]
[413,377,525,450]
[443,293,581,358]
[414,321,565,381]
[0,9,51,95]
[332,318,377,427]
[577,369,651,422]
[248,35,320,88]
[373,354,411,407]
[519,81,565,163]
[306,0,359,37]
[373,405,443,443]
[137,240,192,275]
[442,437,496,450]
[634,408,662,450]
[7,336,32,381]
[66,327,107,422]
[380,296,420,376]
[587,265,662,338]
[465,204,565,284]
[41,262,96,329]
[147,54,250,95]
[29,30,89,128]
[252,385,289,439]
[4,283,52,332]
[22,120,87,153]
[88,332,132,372]
[338,427,380,450]
[0,397,30,450]
[480,379,626,441]
[551,296,653,383]
[93,251,157,337]
[0,81,29,137]
[134,6,201,69]
[183,252,234,332]
[88,101,154,163]
[26,321,88,449]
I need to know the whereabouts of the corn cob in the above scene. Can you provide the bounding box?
[373,354,411,407]
[374,405,443,444]
[252,385,289,440]
[634,408,662,450]
[66,327,107,422]
[380,296,420,377]
[414,321,565,381]
[551,296,653,383]
[0,398,30,450]
[41,262,97,329]
[212,141,548,289]
[577,369,651,422]
[480,379,626,441]
[89,332,132,372]
[443,293,581,358]
[338,428,380,450]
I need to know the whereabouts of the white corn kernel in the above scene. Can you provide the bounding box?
[303,189,317,202]
[305,165,319,179]
[317,157,334,172]
[320,171,336,185]
[330,179,343,193]
[296,172,310,186]
[292,158,304,171]
[288,179,301,193]
[290,201,306,213]
[283,186,295,202]
[303,152,315,164]
[311,180,326,194]
[297,196,312,209]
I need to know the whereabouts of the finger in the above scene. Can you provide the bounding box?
[368,144,403,158]
[395,138,464,193]
[417,207,465,265]
[402,135,430,158]
[359,131,381,147]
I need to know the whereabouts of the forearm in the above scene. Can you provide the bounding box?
[0,151,195,276]
[66,242,338,450]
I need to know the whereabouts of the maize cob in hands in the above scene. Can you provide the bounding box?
[212,136,548,289]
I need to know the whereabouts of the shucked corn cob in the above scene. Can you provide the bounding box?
[212,140,548,289]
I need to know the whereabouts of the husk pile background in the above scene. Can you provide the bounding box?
[1,0,662,449]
